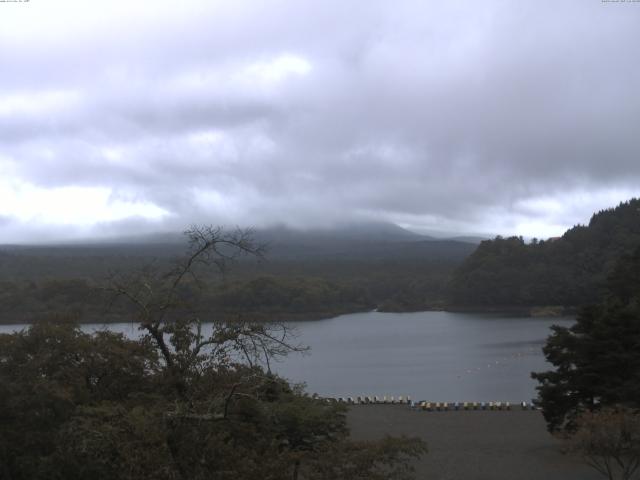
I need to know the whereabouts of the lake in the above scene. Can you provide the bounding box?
[0,311,573,403]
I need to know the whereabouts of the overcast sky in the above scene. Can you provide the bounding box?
[1,0,640,242]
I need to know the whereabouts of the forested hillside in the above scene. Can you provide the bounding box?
[448,199,640,308]
[0,223,476,323]
[0,227,426,479]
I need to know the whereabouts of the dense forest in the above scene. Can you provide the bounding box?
[3,199,639,324]
[0,224,476,324]
[449,199,640,309]
[0,227,426,479]
[0,276,374,324]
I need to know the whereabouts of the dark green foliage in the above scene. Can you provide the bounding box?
[532,246,640,433]
[450,198,640,307]
[203,275,374,319]
[0,321,426,480]
[0,321,160,479]
[0,226,427,479]
[0,279,116,323]
[0,235,475,324]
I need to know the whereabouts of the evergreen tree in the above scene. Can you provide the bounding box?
[532,246,640,432]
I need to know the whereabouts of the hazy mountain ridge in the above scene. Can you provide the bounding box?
[0,221,475,263]
[0,221,476,322]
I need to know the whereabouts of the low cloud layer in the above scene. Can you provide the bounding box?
[1,0,640,242]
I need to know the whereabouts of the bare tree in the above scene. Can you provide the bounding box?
[568,407,640,480]
[104,225,306,394]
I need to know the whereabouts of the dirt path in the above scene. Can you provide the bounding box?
[347,405,601,480]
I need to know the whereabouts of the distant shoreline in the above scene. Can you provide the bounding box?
[379,303,577,317]
[0,304,578,326]
[443,304,577,317]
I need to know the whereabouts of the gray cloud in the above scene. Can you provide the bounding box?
[1,0,640,242]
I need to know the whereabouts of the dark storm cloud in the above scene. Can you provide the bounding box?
[1,0,640,241]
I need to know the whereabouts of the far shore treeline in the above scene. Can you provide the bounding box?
[0,226,473,324]
[0,198,639,324]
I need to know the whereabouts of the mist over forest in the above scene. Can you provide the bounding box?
[2,1,640,479]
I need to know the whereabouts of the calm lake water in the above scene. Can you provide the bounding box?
[0,311,573,403]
